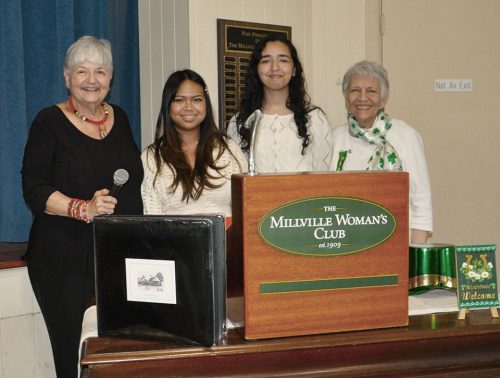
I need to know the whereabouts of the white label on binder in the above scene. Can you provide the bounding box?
[125,258,177,304]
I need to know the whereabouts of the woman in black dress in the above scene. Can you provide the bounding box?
[22,35,143,377]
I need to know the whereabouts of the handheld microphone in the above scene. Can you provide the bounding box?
[245,109,262,176]
[109,169,129,197]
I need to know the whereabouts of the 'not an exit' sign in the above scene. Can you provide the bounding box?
[435,79,472,92]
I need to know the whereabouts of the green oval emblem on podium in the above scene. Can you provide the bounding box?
[258,196,396,257]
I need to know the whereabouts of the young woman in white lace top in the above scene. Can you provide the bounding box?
[142,70,246,216]
[227,36,333,173]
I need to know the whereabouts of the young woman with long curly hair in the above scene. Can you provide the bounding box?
[227,36,332,173]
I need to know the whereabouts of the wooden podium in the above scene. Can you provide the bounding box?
[229,171,409,339]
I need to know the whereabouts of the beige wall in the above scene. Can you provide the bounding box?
[380,0,500,255]
[0,268,55,377]
[139,0,190,148]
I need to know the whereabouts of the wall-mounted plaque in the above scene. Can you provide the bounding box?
[217,19,291,129]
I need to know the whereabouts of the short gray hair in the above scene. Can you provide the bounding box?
[64,35,113,72]
[342,60,389,99]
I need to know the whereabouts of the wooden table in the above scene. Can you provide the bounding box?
[0,243,27,269]
[81,310,500,377]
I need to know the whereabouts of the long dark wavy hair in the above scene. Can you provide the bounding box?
[149,69,237,202]
[235,35,318,154]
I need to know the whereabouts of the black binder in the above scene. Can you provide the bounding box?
[93,214,227,347]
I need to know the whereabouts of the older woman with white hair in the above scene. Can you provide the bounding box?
[22,35,143,377]
[331,60,432,244]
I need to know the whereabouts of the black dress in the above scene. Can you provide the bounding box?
[22,104,143,377]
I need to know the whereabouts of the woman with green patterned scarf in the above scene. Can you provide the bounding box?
[330,60,433,244]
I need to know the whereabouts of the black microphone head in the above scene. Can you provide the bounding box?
[113,169,129,186]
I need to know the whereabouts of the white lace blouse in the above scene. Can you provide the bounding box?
[227,108,333,173]
[141,138,247,216]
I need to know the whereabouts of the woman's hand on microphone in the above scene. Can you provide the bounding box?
[86,189,118,221]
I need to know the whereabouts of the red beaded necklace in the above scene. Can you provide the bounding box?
[68,96,110,139]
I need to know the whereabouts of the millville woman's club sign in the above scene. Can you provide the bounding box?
[258,196,396,257]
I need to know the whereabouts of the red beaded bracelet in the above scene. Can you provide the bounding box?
[67,198,91,223]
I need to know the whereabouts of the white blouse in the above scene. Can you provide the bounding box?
[227,108,333,173]
[141,138,247,216]
[330,118,433,232]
